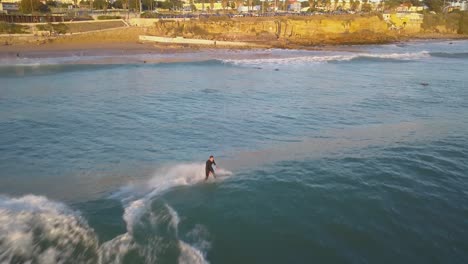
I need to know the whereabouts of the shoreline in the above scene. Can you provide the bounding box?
[1,34,467,63]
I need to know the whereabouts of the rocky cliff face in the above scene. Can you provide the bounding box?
[150,15,397,46]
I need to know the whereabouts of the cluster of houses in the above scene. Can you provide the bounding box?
[1,0,467,16]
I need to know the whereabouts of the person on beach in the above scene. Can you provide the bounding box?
[205,155,216,180]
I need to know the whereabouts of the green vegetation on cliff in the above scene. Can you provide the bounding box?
[36,23,69,34]
[0,22,29,34]
[422,11,468,34]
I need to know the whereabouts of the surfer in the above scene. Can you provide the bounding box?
[205,155,216,180]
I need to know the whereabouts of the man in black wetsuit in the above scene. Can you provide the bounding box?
[205,155,216,180]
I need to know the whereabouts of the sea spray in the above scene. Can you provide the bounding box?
[0,195,99,264]
[0,163,231,263]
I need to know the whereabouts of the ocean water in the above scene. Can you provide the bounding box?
[0,40,467,264]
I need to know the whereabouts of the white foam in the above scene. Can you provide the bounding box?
[108,163,230,263]
[123,199,146,234]
[0,195,99,264]
[166,204,181,232]
[221,51,430,67]
[98,233,135,264]
[120,163,232,234]
[179,241,209,264]
[0,163,230,263]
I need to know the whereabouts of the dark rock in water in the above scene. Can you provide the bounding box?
[449,42,453,44]
[420,82,429,86]
[255,67,262,69]
[201,88,219,93]
[275,69,279,71]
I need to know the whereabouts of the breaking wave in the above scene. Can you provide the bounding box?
[0,163,231,263]
[428,52,468,59]
[0,195,99,264]
[221,51,430,67]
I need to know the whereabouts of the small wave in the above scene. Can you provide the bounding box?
[221,51,429,67]
[429,52,468,59]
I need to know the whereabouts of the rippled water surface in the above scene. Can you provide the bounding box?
[0,40,467,264]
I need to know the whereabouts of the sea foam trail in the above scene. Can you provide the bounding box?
[115,163,231,263]
[119,163,232,233]
[0,163,230,263]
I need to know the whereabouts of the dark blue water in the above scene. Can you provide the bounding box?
[0,40,467,264]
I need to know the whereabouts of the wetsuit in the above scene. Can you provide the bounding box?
[205,159,216,179]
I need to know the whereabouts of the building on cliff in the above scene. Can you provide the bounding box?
[0,2,19,14]
[383,12,424,33]
[448,0,468,11]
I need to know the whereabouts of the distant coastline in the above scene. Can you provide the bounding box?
[1,14,467,59]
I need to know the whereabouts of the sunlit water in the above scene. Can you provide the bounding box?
[0,40,467,264]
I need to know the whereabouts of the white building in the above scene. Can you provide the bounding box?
[0,2,19,13]
[449,0,468,11]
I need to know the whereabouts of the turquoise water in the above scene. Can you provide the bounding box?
[0,41,467,263]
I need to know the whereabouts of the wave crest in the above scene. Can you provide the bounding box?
[221,51,430,67]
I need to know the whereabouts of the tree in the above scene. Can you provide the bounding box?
[93,0,108,9]
[361,3,372,11]
[361,0,371,11]
[221,0,228,10]
[113,0,124,8]
[142,0,155,10]
[210,0,215,12]
[46,1,58,7]
[384,0,404,9]
[308,0,316,10]
[324,0,331,10]
[127,0,140,11]
[20,0,49,13]
[351,0,360,10]
[234,0,242,10]
[424,0,443,12]
[334,0,339,10]
[248,0,253,11]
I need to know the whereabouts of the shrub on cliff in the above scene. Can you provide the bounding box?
[36,23,68,34]
[457,11,468,34]
[19,0,50,13]
[97,16,123,20]
[0,22,29,34]
[202,16,231,22]
[423,12,468,34]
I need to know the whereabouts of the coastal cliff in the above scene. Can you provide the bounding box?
[1,13,467,49]
[150,15,397,46]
